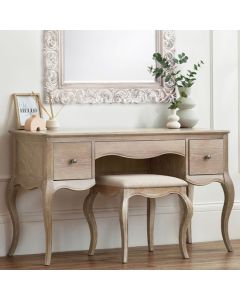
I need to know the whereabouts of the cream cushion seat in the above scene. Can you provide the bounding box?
[96,174,188,188]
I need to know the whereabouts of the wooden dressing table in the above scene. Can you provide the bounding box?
[6,128,234,265]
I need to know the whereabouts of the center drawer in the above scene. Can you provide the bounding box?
[54,142,92,180]
[95,140,185,159]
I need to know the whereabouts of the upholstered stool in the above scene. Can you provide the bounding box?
[83,174,193,263]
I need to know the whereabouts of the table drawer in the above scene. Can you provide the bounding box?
[189,139,224,175]
[95,140,185,159]
[54,142,92,180]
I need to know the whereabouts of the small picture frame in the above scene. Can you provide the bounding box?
[13,93,43,129]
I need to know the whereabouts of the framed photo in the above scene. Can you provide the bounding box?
[13,93,42,129]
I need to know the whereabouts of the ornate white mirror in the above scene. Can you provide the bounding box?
[43,30,175,104]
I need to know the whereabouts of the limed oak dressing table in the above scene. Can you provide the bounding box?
[6,128,234,265]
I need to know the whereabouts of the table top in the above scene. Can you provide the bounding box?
[10,128,229,137]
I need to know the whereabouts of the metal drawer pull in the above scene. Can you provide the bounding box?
[204,154,211,160]
[69,158,78,164]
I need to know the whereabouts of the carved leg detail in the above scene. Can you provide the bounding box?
[42,181,54,266]
[83,188,98,256]
[186,184,194,244]
[119,191,129,264]
[221,173,234,252]
[178,193,193,259]
[6,179,20,256]
[147,198,156,252]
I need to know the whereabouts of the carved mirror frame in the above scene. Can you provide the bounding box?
[43,30,175,104]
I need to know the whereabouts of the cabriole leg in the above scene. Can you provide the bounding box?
[221,173,234,252]
[179,193,193,259]
[42,181,54,266]
[83,188,98,256]
[6,179,20,256]
[186,184,194,244]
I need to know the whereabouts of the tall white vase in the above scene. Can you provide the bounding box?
[166,108,181,129]
[177,87,199,128]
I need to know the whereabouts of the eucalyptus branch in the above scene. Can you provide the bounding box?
[148,52,204,88]
[148,52,204,109]
[168,99,182,110]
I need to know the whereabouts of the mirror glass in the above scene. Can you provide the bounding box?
[63,30,155,83]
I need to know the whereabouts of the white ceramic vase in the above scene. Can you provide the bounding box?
[46,118,60,131]
[166,108,181,129]
[177,87,199,128]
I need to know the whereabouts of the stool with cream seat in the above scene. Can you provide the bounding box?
[83,174,193,263]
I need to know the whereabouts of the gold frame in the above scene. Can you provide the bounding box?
[13,93,43,129]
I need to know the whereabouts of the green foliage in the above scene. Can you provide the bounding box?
[179,90,188,97]
[168,99,182,110]
[148,52,204,88]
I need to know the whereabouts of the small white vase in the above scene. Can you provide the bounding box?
[166,109,181,129]
[46,118,60,131]
[177,87,199,128]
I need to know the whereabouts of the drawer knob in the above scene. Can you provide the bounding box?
[204,154,211,160]
[69,158,78,164]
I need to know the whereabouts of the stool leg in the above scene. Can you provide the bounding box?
[147,198,156,252]
[119,191,129,263]
[178,193,193,259]
[83,188,98,256]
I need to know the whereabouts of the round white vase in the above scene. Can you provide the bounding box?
[166,109,181,129]
[177,87,199,128]
[46,118,60,131]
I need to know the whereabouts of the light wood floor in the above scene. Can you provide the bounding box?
[1,240,240,270]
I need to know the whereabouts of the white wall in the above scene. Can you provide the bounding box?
[0,30,239,256]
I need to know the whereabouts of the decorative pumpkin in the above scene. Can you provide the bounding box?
[24,115,46,131]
